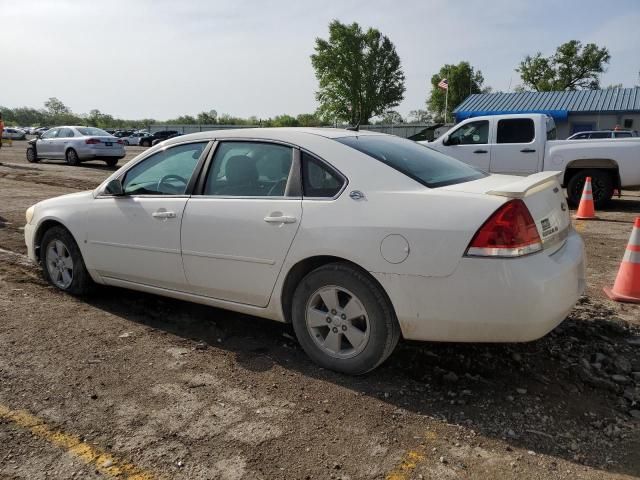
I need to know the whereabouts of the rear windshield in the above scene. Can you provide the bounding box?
[335,135,486,188]
[76,127,111,136]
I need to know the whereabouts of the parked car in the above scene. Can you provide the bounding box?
[151,132,182,146]
[24,128,584,374]
[139,130,180,147]
[34,127,50,136]
[120,131,151,146]
[2,128,27,140]
[423,113,640,207]
[26,126,125,167]
[567,130,638,140]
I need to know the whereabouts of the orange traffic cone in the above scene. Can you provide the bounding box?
[575,176,596,219]
[604,217,640,304]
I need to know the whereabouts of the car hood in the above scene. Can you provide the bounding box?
[36,190,94,210]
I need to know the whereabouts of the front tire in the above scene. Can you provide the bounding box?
[26,147,39,163]
[65,148,80,166]
[141,139,151,147]
[123,140,130,146]
[41,226,92,295]
[291,263,400,375]
[567,169,614,208]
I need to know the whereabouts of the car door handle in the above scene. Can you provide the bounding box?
[152,210,176,219]
[473,149,488,154]
[264,215,297,224]
[520,149,536,153]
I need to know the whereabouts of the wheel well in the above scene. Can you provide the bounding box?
[33,220,70,262]
[563,161,620,189]
[280,255,394,324]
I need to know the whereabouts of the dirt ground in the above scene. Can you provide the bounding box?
[0,139,639,480]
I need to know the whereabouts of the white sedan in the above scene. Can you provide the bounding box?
[24,128,585,374]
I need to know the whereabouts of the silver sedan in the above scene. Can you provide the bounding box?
[26,126,126,167]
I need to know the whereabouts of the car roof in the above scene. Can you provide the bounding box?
[159,127,386,147]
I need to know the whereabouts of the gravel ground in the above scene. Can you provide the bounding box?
[0,140,639,479]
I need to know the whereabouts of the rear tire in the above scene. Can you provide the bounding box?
[65,148,80,166]
[41,226,92,295]
[141,139,151,147]
[567,169,614,208]
[105,158,118,168]
[291,262,400,375]
[26,147,39,163]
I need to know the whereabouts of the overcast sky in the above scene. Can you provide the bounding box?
[2,0,639,120]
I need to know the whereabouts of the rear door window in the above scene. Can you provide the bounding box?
[496,119,535,143]
[614,131,632,138]
[204,142,294,197]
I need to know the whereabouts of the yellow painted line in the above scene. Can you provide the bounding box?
[574,221,585,233]
[385,431,437,480]
[0,404,155,479]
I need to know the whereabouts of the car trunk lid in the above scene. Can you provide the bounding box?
[441,171,571,252]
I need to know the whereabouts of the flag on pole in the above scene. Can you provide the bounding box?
[437,78,449,90]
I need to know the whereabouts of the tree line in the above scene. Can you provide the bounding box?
[1,21,617,129]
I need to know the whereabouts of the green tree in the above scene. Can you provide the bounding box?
[407,109,432,124]
[270,114,300,127]
[376,110,404,124]
[197,110,217,124]
[44,97,70,116]
[427,62,487,123]
[516,40,610,91]
[296,113,323,127]
[311,20,405,125]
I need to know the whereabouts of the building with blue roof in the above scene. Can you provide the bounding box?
[453,87,640,139]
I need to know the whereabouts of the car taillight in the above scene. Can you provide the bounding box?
[116,139,123,144]
[465,199,542,258]
[85,138,100,144]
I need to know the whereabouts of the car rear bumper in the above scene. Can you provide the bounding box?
[373,229,585,342]
[77,145,125,159]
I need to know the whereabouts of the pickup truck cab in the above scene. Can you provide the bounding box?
[423,114,640,207]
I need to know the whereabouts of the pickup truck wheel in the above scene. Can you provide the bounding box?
[291,263,400,375]
[567,170,614,209]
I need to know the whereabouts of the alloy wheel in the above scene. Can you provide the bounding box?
[45,240,74,289]
[305,285,370,359]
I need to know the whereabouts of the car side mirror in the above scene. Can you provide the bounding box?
[104,178,125,196]
[442,135,450,146]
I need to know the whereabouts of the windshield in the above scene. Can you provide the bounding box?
[76,127,111,136]
[335,135,487,188]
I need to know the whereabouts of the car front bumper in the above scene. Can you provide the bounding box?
[373,230,585,343]
[24,222,37,262]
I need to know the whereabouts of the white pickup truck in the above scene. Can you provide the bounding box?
[422,113,640,207]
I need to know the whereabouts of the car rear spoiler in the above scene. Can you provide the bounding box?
[486,171,562,198]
